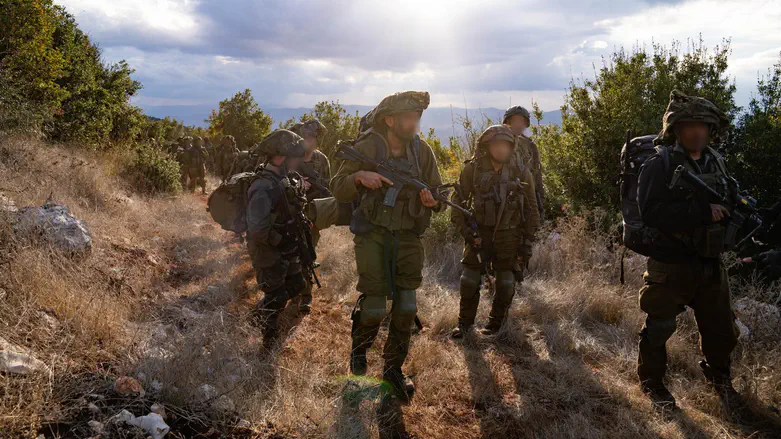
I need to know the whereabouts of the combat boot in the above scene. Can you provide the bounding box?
[700,360,745,410]
[450,323,471,339]
[298,294,312,314]
[382,367,415,405]
[479,318,503,336]
[349,347,367,376]
[640,378,678,411]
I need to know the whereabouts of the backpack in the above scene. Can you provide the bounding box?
[619,133,663,257]
[207,171,258,233]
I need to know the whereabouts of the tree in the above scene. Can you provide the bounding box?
[730,53,781,205]
[533,39,737,211]
[207,89,272,149]
[280,100,360,158]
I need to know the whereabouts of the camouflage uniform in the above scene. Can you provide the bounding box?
[215,135,240,182]
[203,136,215,172]
[291,119,331,313]
[451,125,540,336]
[186,136,208,194]
[636,90,739,408]
[175,137,192,187]
[246,130,309,342]
[331,91,440,403]
[503,106,545,217]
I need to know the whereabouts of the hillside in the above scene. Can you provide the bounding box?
[140,104,563,135]
[1,135,780,439]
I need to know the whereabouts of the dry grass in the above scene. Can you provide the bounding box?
[1,134,780,438]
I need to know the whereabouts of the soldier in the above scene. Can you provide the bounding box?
[216,135,240,182]
[176,136,192,188]
[331,91,441,404]
[450,125,540,338]
[503,106,545,219]
[291,119,330,313]
[187,136,208,194]
[203,136,215,172]
[246,129,309,345]
[636,90,740,411]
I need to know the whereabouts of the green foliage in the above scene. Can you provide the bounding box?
[207,89,272,149]
[123,143,182,194]
[280,100,360,158]
[730,53,781,205]
[533,39,737,211]
[0,0,143,145]
[142,116,201,145]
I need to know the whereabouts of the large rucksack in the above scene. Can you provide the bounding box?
[207,171,258,233]
[619,133,661,257]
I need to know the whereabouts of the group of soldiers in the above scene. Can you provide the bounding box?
[161,133,262,194]
[227,89,778,413]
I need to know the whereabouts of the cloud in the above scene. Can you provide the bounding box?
[57,0,781,114]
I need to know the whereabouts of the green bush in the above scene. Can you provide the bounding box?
[123,143,182,194]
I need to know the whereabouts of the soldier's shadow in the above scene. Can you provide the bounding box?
[458,292,716,439]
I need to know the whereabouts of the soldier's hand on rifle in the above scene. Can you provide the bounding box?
[355,171,393,189]
[711,204,730,222]
[420,188,438,208]
[302,177,312,192]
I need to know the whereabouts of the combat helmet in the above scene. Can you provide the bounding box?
[363,91,430,129]
[221,135,236,146]
[291,119,327,138]
[193,136,203,146]
[255,129,306,158]
[502,106,531,124]
[655,90,729,145]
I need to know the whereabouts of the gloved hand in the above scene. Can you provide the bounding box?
[278,234,299,256]
[517,243,533,267]
[462,227,482,248]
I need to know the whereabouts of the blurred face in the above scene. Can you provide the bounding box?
[488,140,514,164]
[286,157,302,171]
[674,121,710,154]
[385,111,420,141]
[303,135,318,153]
[507,114,528,136]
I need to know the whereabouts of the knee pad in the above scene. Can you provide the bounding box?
[357,295,387,326]
[459,268,482,299]
[495,270,516,296]
[284,273,307,299]
[642,318,677,347]
[391,289,417,332]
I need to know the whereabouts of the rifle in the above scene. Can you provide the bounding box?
[335,144,473,217]
[279,174,321,288]
[668,165,763,251]
[455,184,495,295]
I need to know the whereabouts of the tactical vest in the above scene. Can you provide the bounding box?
[259,168,307,236]
[358,133,429,233]
[665,144,737,258]
[470,155,527,232]
[514,135,533,169]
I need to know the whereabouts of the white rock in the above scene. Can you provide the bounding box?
[38,311,60,331]
[198,384,218,401]
[128,413,170,439]
[87,403,100,415]
[736,318,751,339]
[87,420,104,434]
[236,419,252,429]
[734,297,781,341]
[0,337,48,375]
[0,194,17,213]
[14,201,92,253]
[150,379,163,393]
[111,409,135,424]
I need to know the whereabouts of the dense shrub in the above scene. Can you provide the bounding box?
[207,89,272,150]
[123,143,182,194]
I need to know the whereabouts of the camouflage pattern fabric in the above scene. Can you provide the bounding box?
[255,129,306,158]
[291,119,327,138]
[361,91,430,129]
[502,105,531,124]
[656,90,729,145]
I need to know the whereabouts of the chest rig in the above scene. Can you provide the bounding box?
[360,133,425,232]
[260,168,306,233]
[471,156,527,234]
[665,144,737,258]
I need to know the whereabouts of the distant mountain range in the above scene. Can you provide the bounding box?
[140,104,562,137]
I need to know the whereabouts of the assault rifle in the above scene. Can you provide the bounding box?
[335,144,473,217]
[279,175,321,289]
[454,185,495,295]
[668,165,764,251]
[300,167,333,199]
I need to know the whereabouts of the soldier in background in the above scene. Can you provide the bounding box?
[291,119,330,313]
[246,130,309,345]
[503,106,545,219]
[216,135,240,182]
[187,136,208,194]
[450,125,539,338]
[176,136,192,188]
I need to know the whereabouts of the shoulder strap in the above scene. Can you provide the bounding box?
[654,145,670,173]
[706,146,730,177]
[410,134,421,175]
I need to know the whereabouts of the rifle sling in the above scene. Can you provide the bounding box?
[492,166,510,241]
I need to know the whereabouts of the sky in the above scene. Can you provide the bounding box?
[55,0,781,112]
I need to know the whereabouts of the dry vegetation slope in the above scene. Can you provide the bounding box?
[1,135,780,439]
